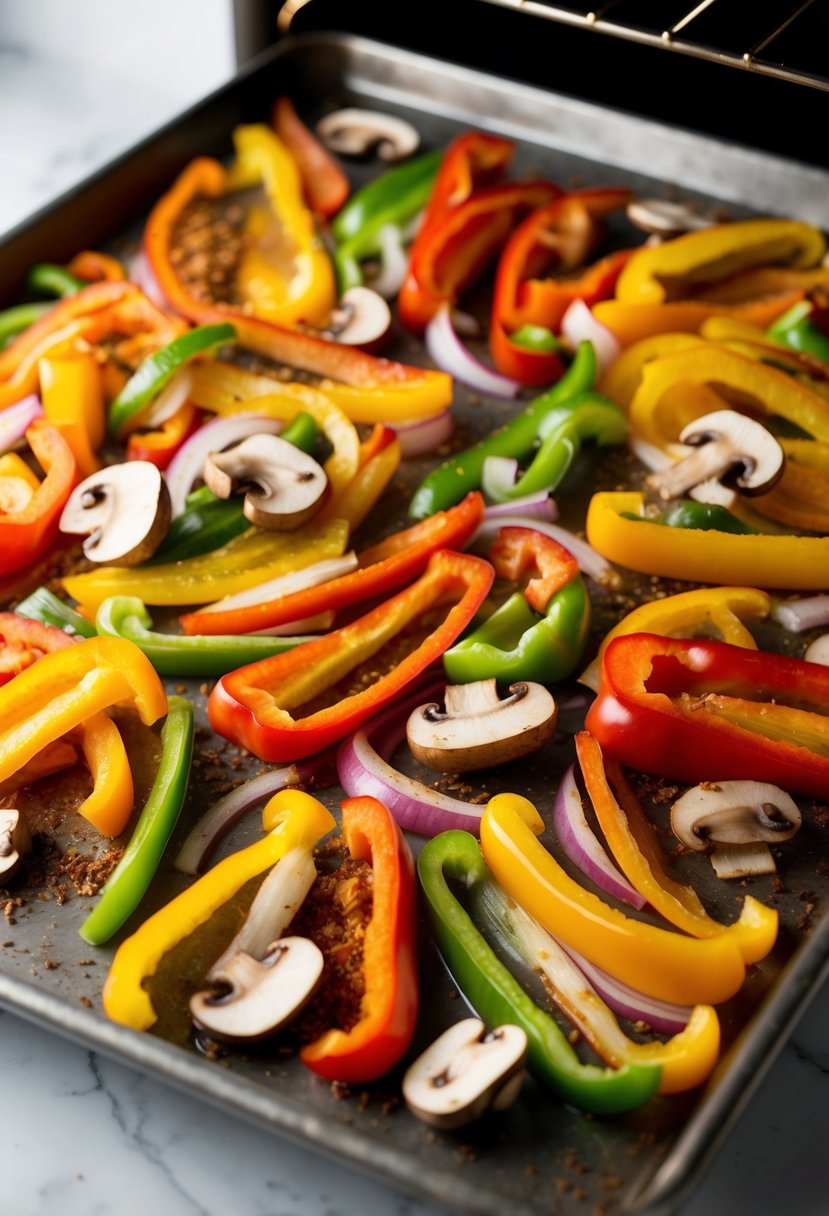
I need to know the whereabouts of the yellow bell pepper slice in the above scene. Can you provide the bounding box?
[580,585,769,691]
[599,332,705,409]
[228,125,335,328]
[74,713,134,838]
[593,294,803,348]
[0,637,166,785]
[615,219,826,305]
[574,732,777,964]
[586,491,829,591]
[319,435,401,533]
[63,518,349,615]
[0,453,40,513]
[39,352,105,478]
[103,789,335,1031]
[479,793,749,1006]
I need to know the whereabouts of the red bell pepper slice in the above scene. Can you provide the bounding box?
[0,613,73,686]
[0,423,76,577]
[126,401,201,470]
[398,180,563,333]
[489,189,632,385]
[300,795,418,1082]
[208,548,494,761]
[487,525,578,613]
[181,491,485,636]
[586,632,829,800]
[271,96,350,219]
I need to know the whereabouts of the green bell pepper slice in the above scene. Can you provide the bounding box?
[149,487,248,565]
[95,596,317,678]
[767,299,829,366]
[0,301,52,351]
[108,321,237,439]
[80,695,195,945]
[15,586,97,638]
[409,341,599,519]
[417,831,661,1114]
[332,150,442,292]
[26,263,87,299]
[443,576,590,685]
[510,324,563,354]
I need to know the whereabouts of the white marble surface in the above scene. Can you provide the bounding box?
[2,19,829,1216]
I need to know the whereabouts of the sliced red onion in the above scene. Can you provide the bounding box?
[425,305,522,399]
[553,764,645,909]
[165,413,283,515]
[247,613,332,637]
[451,308,481,338]
[174,755,330,875]
[481,456,519,501]
[130,250,170,310]
[559,940,692,1035]
[805,634,829,666]
[0,395,43,454]
[337,677,486,836]
[771,596,829,633]
[371,223,409,299]
[199,553,358,616]
[560,301,621,377]
[133,366,193,431]
[469,515,622,588]
[390,409,454,458]
[483,492,559,523]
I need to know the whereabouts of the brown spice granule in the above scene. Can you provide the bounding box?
[43,959,59,971]
[556,1178,571,1193]
[331,1080,352,1101]
[772,877,784,894]
[79,997,92,1009]
[573,1187,587,1202]
[55,845,124,897]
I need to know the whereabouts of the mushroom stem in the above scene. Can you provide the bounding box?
[647,410,785,502]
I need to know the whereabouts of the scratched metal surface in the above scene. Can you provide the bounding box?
[1,32,829,1216]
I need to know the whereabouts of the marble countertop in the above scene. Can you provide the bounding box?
[2,24,829,1216]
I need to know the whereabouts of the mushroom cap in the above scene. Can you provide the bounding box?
[203,433,328,531]
[59,461,171,565]
[406,680,558,773]
[678,409,785,494]
[626,198,716,239]
[402,1017,528,1129]
[0,808,31,881]
[324,287,392,349]
[315,109,420,162]
[190,937,324,1043]
[670,780,801,852]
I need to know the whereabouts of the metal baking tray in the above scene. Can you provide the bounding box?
[2,30,829,1216]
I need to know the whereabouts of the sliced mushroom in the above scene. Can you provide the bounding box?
[626,198,717,239]
[646,409,785,502]
[0,808,31,882]
[406,680,558,773]
[316,109,420,162]
[402,1018,527,1129]
[671,780,801,880]
[203,434,328,531]
[189,937,324,1043]
[322,287,392,349]
[59,461,171,565]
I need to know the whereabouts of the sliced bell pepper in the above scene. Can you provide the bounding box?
[646,501,757,535]
[147,486,247,565]
[444,526,589,684]
[598,332,705,408]
[490,190,632,384]
[102,788,336,1029]
[39,351,104,477]
[696,265,829,305]
[480,793,749,1006]
[81,696,194,945]
[15,585,96,638]
[271,96,350,219]
[0,302,52,352]
[0,453,40,515]
[208,549,494,762]
[66,251,126,283]
[0,611,73,684]
[593,293,804,347]
[417,830,660,1113]
[26,264,87,299]
[126,399,200,470]
[63,517,349,615]
[108,322,236,439]
[301,795,418,1082]
[580,585,770,691]
[398,179,562,333]
[180,491,485,637]
[73,712,135,838]
[0,635,165,786]
[585,490,829,590]
[586,632,829,800]
[574,732,777,964]
[332,150,443,292]
[96,596,316,678]
[615,219,826,306]
[317,430,401,534]
[472,872,720,1095]
[0,422,76,577]
[410,339,597,518]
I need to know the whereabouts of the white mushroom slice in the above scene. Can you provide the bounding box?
[406,680,558,773]
[671,780,801,880]
[805,634,829,666]
[189,937,324,1043]
[316,109,420,162]
[323,287,392,348]
[0,808,31,881]
[626,198,717,239]
[402,1018,527,1129]
[59,461,171,565]
[646,409,785,502]
[203,434,328,531]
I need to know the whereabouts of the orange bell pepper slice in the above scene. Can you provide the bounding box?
[0,422,76,577]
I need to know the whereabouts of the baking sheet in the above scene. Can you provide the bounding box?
[1,31,829,1216]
